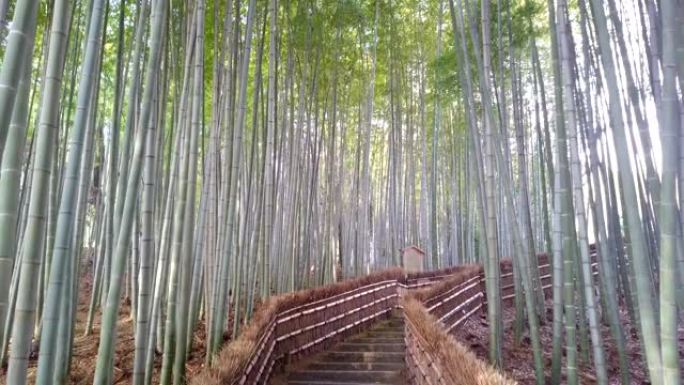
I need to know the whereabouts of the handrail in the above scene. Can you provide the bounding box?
[403,293,515,385]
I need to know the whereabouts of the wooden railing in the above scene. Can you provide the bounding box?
[192,266,465,385]
[403,252,599,385]
[233,279,399,384]
[403,263,515,385]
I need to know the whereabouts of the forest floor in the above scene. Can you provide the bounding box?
[4,270,684,384]
[453,298,684,385]
[0,262,213,384]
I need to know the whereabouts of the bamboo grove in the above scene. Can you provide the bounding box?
[0,0,681,384]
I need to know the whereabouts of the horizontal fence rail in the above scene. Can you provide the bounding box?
[405,313,448,385]
[403,251,601,385]
[239,280,400,385]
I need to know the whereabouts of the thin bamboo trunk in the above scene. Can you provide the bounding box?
[659,0,681,383]
[588,0,663,382]
[5,1,73,382]
[0,8,35,358]
[0,0,39,160]
[93,0,168,381]
[559,4,608,380]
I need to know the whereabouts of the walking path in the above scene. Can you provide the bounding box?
[272,315,407,385]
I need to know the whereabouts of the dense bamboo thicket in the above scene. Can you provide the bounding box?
[0,0,681,384]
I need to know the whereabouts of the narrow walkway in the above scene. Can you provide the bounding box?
[273,315,407,385]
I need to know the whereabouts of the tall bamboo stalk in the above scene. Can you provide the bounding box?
[0,0,38,161]
[588,0,663,382]
[0,8,35,359]
[659,0,681,383]
[93,0,168,381]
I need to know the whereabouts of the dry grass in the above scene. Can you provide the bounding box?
[403,296,517,385]
[405,265,469,281]
[411,264,483,303]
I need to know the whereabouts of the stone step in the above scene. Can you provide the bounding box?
[321,351,405,363]
[272,316,408,385]
[306,362,405,372]
[289,370,400,384]
[349,337,404,344]
[378,317,402,322]
[335,343,405,353]
[363,333,404,340]
[375,321,404,328]
[362,329,404,337]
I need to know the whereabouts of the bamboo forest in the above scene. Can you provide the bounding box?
[0,0,682,384]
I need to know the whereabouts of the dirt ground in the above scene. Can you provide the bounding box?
[452,298,684,385]
[1,267,211,384]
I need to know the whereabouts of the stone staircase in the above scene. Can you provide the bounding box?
[275,316,407,385]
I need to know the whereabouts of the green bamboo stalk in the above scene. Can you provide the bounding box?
[132,73,160,385]
[586,131,631,384]
[244,13,267,317]
[510,57,545,385]
[158,15,199,375]
[0,12,33,360]
[263,0,278,299]
[448,4,491,346]
[34,0,106,379]
[678,4,684,90]
[659,1,681,383]
[143,117,182,385]
[578,7,631,377]
[187,185,209,350]
[85,202,106,334]
[159,78,192,385]
[588,0,663,382]
[113,0,148,244]
[1,249,18,364]
[560,8,608,380]
[155,18,196,376]
[133,29,169,382]
[213,0,257,350]
[546,0,567,381]
[53,108,99,384]
[476,0,503,366]
[4,1,69,383]
[230,0,258,338]
[93,0,168,381]
[207,28,227,365]
[173,1,204,380]
[0,0,9,40]
[0,0,39,161]
[210,0,240,356]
